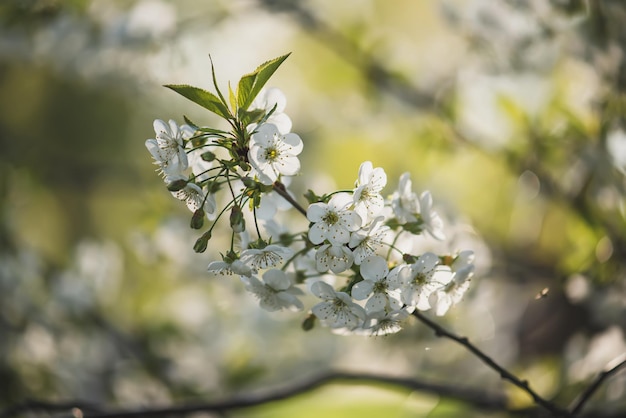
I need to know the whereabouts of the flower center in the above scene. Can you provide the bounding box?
[413,272,427,285]
[373,280,387,293]
[323,212,339,225]
[265,147,279,161]
[332,298,347,311]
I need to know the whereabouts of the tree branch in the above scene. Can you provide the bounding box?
[273,180,307,217]
[0,371,507,418]
[570,355,626,416]
[411,310,571,417]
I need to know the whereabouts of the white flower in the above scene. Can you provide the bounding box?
[311,281,366,329]
[388,252,453,311]
[362,309,411,336]
[256,188,292,220]
[240,245,293,271]
[353,161,387,221]
[241,269,304,312]
[432,251,475,316]
[249,87,292,134]
[391,172,420,223]
[187,147,213,183]
[207,258,252,277]
[308,193,362,245]
[351,255,401,313]
[315,244,354,274]
[171,183,217,218]
[145,119,189,180]
[248,123,303,185]
[349,216,390,265]
[419,191,445,241]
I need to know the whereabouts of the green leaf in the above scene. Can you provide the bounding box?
[209,55,229,112]
[165,85,231,119]
[238,108,265,126]
[196,126,229,136]
[236,72,256,111]
[183,115,199,128]
[228,82,237,114]
[237,53,291,111]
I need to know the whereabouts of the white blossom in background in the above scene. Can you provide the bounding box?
[432,251,475,316]
[419,191,445,241]
[311,281,366,329]
[607,129,626,174]
[256,187,292,220]
[248,123,303,185]
[249,87,292,134]
[353,161,387,221]
[241,269,303,312]
[391,172,420,223]
[187,146,213,183]
[308,193,362,245]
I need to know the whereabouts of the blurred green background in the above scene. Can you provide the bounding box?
[1,1,625,417]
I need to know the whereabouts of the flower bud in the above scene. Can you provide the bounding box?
[230,205,245,233]
[302,313,316,331]
[193,230,212,253]
[201,151,216,162]
[167,179,188,192]
[242,177,258,189]
[190,209,205,229]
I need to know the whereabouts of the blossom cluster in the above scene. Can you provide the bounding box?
[145,55,475,335]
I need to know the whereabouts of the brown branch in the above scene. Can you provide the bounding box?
[411,310,571,417]
[273,180,307,217]
[570,355,626,416]
[0,371,507,418]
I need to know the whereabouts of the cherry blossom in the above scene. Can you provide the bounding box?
[307,193,362,245]
[311,281,366,329]
[248,123,303,185]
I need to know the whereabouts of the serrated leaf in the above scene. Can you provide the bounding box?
[183,115,199,128]
[237,72,256,111]
[165,85,232,119]
[238,53,291,111]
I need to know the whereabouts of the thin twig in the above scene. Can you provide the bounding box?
[570,355,626,416]
[0,371,506,418]
[273,180,307,217]
[411,310,571,417]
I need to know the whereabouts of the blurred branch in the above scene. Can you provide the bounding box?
[411,310,570,417]
[256,0,437,109]
[570,355,626,416]
[4,368,624,418]
[0,400,102,418]
[0,370,508,418]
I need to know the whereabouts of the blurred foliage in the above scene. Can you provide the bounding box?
[0,0,625,417]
